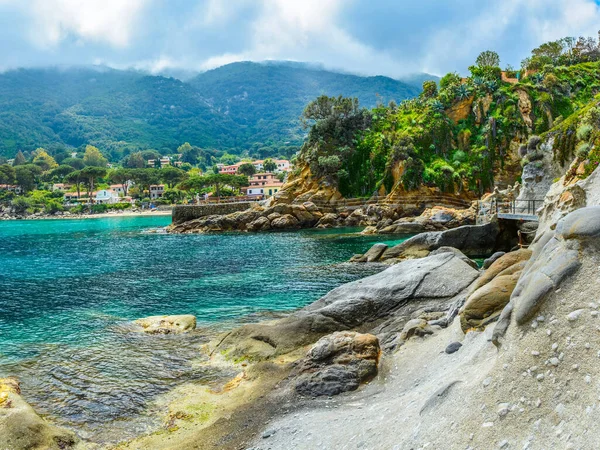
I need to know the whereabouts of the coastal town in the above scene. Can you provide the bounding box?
[0,145,293,217]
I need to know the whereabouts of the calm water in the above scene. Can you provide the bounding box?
[0,216,410,442]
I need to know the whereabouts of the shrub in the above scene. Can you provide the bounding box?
[11,196,32,214]
[576,142,591,159]
[577,123,593,141]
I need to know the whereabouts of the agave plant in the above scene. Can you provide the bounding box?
[429,99,445,112]
[484,80,498,92]
[530,73,544,86]
[472,76,485,89]
[455,84,472,100]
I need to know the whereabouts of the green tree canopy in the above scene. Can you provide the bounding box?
[15,164,41,193]
[124,152,146,168]
[80,166,107,198]
[108,168,133,196]
[83,145,108,167]
[237,162,256,176]
[13,151,26,166]
[179,173,248,199]
[160,166,188,188]
[47,164,75,182]
[62,157,85,170]
[0,164,16,185]
[476,50,500,68]
[263,158,277,172]
[32,148,58,172]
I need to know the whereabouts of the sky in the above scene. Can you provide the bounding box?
[0,0,600,78]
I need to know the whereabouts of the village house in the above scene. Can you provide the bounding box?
[95,189,120,204]
[244,173,284,198]
[51,183,72,192]
[147,157,172,168]
[0,184,22,194]
[219,163,241,174]
[149,184,165,199]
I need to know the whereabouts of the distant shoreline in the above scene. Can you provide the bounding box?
[0,209,173,221]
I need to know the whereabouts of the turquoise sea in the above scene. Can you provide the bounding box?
[0,216,411,442]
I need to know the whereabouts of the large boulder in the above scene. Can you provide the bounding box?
[210,252,479,361]
[293,332,380,397]
[460,250,531,332]
[134,315,197,334]
[380,221,500,261]
[271,214,300,229]
[0,378,77,450]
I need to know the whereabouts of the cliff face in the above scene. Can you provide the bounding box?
[273,165,343,205]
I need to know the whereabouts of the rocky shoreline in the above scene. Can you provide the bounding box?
[168,200,476,235]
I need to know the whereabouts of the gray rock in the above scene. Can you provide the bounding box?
[211,252,479,360]
[293,332,380,397]
[445,342,462,354]
[381,222,500,261]
[430,247,479,269]
[483,252,506,269]
[354,243,388,263]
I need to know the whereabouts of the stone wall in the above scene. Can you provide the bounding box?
[172,203,253,224]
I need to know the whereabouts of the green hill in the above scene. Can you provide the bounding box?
[0,62,433,161]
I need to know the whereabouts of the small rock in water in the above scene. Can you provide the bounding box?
[445,342,462,354]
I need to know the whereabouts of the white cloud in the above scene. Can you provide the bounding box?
[23,0,149,48]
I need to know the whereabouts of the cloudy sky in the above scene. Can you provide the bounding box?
[1,0,600,77]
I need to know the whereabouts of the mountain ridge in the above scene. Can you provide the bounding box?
[0,62,435,160]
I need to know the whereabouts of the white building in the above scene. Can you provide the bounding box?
[95,189,120,204]
[149,184,165,199]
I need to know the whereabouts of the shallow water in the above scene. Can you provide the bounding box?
[0,216,411,442]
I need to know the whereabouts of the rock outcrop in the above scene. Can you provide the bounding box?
[0,378,77,450]
[134,315,197,334]
[460,249,531,332]
[292,332,380,397]
[373,221,501,262]
[362,205,475,235]
[210,252,479,361]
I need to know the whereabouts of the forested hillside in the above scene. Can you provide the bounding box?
[0,62,430,161]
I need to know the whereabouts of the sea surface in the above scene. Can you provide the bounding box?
[0,216,411,442]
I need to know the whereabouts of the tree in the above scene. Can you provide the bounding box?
[47,165,75,182]
[130,168,160,197]
[64,170,84,198]
[83,145,108,167]
[62,157,85,170]
[108,168,133,196]
[263,159,277,172]
[13,151,26,166]
[238,162,256,176]
[421,80,438,99]
[32,148,58,171]
[476,50,500,68]
[0,164,16,185]
[80,166,107,200]
[179,173,248,201]
[302,95,361,125]
[160,166,188,188]
[439,72,461,90]
[162,188,186,204]
[125,152,146,168]
[178,142,201,165]
[15,165,41,193]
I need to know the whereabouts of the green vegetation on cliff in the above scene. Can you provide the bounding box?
[298,34,600,199]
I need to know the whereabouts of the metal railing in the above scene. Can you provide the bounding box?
[477,198,544,222]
